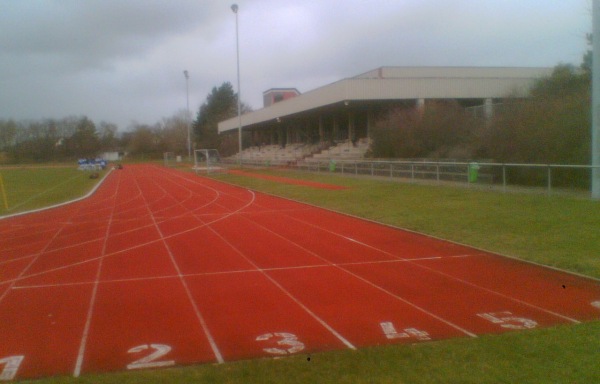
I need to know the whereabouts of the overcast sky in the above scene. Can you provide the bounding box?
[0,0,591,130]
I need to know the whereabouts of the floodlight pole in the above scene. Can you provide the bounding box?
[184,70,191,162]
[593,0,600,199]
[232,3,242,166]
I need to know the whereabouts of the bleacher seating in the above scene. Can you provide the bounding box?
[308,138,370,160]
[227,138,371,166]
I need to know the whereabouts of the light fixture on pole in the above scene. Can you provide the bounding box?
[231,3,242,166]
[183,70,191,162]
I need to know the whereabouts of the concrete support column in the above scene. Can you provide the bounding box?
[367,109,375,139]
[484,98,494,120]
[333,116,339,142]
[417,98,425,114]
[348,111,355,143]
[318,115,324,142]
[278,125,284,147]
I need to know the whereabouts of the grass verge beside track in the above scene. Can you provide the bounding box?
[211,168,600,279]
[28,323,600,384]
[13,165,600,383]
[0,166,105,216]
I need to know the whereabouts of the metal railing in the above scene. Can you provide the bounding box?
[225,157,599,197]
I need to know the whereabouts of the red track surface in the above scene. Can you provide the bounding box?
[1,164,600,380]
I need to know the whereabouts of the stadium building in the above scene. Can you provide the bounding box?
[218,66,552,163]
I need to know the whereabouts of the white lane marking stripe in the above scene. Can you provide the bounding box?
[133,171,226,364]
[11,255,474,290]
[239,214,477,338]
[203,221,357,350]
[152,167,355,351]
[74,172,122,377]
[287,212,582,324]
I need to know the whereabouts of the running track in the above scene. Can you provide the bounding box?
[1,164,599,380]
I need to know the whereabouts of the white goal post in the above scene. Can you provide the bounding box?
[163,152,175,167]
[193,149,222,173]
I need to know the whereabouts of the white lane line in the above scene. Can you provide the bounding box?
[238,214,478,338]
[0,206,252,286]
[74,172,122,377]
[0,177,120,304]
[148,167,355,351]
[286,212,582,325]
[203,219,357,350]
[10,254,471,290]
[133,170,225,364]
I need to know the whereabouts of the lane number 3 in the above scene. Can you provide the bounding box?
[256,332,305,355]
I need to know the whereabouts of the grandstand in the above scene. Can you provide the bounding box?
[218,66,551,164]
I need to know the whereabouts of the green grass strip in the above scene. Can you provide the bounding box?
[31,323,600,384]
[211,169,600,279]
[0,166,105,216]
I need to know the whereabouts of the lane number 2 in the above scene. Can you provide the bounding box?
[127,344,175,370]
[256,332,305,355]
[380,322,431,341]
[0,356,24,381]
[477,311,537,330]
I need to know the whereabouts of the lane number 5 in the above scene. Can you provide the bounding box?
[477,311,537,330]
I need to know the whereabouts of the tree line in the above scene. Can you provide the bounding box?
[0,81,245,164]
[369,64,590,186]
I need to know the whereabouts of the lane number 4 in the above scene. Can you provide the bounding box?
[380,322,431,341]
[477,311,537,330]
[0,356,24,381]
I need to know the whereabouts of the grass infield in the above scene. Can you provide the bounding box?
[7,165,600,383]
[0,166,105,217]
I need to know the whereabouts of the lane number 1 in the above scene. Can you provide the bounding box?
[0,356,24,381]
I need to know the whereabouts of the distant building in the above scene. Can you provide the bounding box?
[101,151,125,161]
[263,88,301,107]
[219,66,552,150]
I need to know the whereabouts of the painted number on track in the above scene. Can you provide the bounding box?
[0,355,24,381]
[477,311,537,330]
[380,322,431,341]
[256,332,305,355]
[126,344,175,370]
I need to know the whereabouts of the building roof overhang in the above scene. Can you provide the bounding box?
[218,66,552,133]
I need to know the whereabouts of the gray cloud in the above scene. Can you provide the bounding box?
[0,0,590,129]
